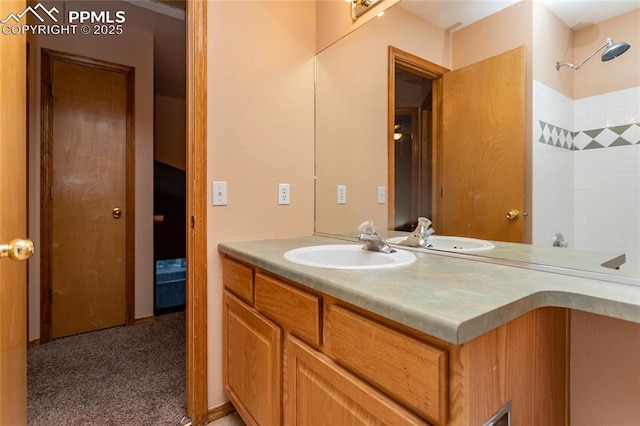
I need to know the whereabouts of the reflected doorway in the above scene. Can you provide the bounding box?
[388,46,447,232]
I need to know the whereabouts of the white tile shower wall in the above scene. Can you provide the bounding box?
[574,87,640,276]
[574,87,640,131]
[533,81,640,276]
[533,80,574,246]
[574,146,640,275]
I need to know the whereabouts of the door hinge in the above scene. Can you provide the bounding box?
[191,216,195,229]
[50,287,53,304]
[50,185,54,199]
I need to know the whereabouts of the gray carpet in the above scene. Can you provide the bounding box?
[28,312,186,426]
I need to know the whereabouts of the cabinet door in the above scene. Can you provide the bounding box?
[223,291,281,425]
[285,335,429,426]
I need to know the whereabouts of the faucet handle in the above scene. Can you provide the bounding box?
[358,220,376,234]
[416,217,432,228]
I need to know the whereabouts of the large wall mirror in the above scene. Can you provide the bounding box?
[315,0,640,284]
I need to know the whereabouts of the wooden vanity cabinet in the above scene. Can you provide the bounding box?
[223,257,443,425]
[285,335,428,425]
[222,256,568,426]
[223,292,282,426]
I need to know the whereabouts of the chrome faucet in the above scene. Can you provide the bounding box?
[357,221,395,253]
[400,217,434,248]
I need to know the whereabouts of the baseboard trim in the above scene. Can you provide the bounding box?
[134,315,155,325]
[207,401,235,423]
[27,318,154,347]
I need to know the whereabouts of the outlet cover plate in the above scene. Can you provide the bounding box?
[278,183,290,205]
[337,185,346,204]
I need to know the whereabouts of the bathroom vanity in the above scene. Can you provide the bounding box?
[219,236,640,426]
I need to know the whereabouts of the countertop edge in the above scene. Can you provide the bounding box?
[218,237,640,345]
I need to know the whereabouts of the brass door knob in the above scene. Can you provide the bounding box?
[0,238,35,261]
[112,208,122,219]
[506,210,520,221]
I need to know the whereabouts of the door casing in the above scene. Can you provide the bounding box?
[2,1,207,424]
[387,46,448,232]
[33,1,208,424]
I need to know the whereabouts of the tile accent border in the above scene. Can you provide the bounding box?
[538,121,640,151]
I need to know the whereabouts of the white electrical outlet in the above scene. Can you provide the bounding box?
[377,186,386,204]
[212,181,227,206]
[278,183,290,205]
[337,185,347,204]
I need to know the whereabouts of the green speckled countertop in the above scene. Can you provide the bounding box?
[218,235,640,345]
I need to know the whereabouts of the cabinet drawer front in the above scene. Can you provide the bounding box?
[223,257,254,304]
[255,273,322,346]
[328,305,448,425]
[286,335,429,426]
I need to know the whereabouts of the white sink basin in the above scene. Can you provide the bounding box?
[284,244,416,270]
[387,235,495,252]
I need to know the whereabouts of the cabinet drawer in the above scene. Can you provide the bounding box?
[255,273,322,346]
[286,335,429,425]
[223,257,254,304]
[328,305,448,425]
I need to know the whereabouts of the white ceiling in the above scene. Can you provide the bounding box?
[399,0,640,31]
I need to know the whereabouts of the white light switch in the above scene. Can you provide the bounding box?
[377,186,386,204]
[212,181,227,206]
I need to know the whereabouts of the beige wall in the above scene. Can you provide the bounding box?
[207,0,316,408]
[533,6,640,101]
[532,1,573,97]
[573,9,640,99]
[315,4,449,235]
[26,3,155,340]
[316,0,399,53]
[155,95,186,171]
[452,1,532,70]
[571,310,640,425]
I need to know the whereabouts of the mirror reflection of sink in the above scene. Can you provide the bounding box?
[284,244,416,270]
[386,236,495,252]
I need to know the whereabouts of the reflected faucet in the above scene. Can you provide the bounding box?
[357,221,395,253]
[400,217,434,248]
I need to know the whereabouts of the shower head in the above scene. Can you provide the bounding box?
[601,39,631,61]
[556,38,631,70]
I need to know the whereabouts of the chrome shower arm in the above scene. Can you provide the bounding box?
[556,38,611,70]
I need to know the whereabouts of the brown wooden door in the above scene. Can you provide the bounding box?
[44,51,133,339]
[0,0,28,423]
[441,46,525,242]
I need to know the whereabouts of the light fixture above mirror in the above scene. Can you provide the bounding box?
[350,0,384,21]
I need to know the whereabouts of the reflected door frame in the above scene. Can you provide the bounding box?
[387,46,449,232]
